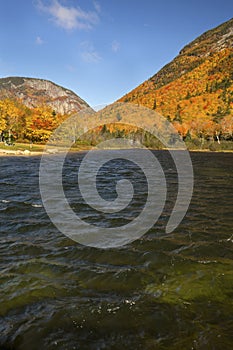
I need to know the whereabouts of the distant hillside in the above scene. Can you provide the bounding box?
[0,76,90,115]
[119,18,233,144]
[0,77,91,143]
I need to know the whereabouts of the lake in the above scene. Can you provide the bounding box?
[0,151,233,349]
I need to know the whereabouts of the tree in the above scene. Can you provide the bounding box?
[0,99,26,138]
[173,104,182,124]
[220,115,233,140]
[25,105,60,142]
[0,109,6,134]
[152,99,157,110]
[116,112,122,121]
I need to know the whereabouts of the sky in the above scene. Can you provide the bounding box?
[0,0,232,108]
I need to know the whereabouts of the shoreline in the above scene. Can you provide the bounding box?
[0,146,233,157]
[0,149,44,156]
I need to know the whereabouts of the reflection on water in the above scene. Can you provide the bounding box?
[0,151,233,349]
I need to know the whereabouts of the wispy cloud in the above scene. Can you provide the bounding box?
[66,64,76,72]
[80,41,101,63]
[111,40,120,53]
[35,36,44,45]
[93,1,101,13]
[37,0,99,30]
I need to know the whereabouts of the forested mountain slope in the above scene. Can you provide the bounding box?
[119,18,233,142]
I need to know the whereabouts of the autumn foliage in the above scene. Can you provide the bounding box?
[0,98,67,142]
[1,20,233,148]
[120,48,233,142]
[119,18,233,145]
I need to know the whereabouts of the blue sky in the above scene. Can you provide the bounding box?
[0,0,232,107]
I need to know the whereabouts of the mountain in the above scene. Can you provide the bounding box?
[119,18,233,143]
[0,76,90,115]
[0,77,92,143]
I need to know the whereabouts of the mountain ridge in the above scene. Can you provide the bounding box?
[119,18,233,142]
[0,76,92,143]
[0,76,90,115]
[122,18,233,94]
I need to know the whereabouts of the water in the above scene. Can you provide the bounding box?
[0,151,232,349]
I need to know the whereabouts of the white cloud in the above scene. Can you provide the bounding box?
[81,51,101,63]
[37,0,99,30]
[93,1,101,13]
[80,41,101,63]
[66,64,76,72]
[35,36,44,45]
[111,40,120,53]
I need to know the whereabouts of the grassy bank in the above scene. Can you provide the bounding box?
[1,140,233,155]
[185,140,233,152]
[0,142,45,153]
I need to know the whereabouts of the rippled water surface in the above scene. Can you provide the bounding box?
[0,151,233,349]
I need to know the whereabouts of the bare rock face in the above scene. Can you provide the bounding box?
[0,77,91,114]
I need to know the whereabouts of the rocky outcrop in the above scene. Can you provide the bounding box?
[0,77,91,114]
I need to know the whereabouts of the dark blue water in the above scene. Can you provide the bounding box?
[0,151,233,349]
